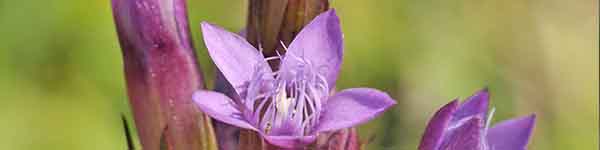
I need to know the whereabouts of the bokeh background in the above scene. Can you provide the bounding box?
[0,0,597,149]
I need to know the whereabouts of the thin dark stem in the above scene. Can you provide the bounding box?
[122,114,136,150]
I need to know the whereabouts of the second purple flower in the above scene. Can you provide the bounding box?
[418,89,536,150]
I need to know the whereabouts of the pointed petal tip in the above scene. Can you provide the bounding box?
[443,99,460,113]
[323,8,340,25]
[374,90,397,115]
[200,21,208,27]
[200,21,216,32]
[390,99,398,106]
[380,91,397,106]
[452,88,490,122]
[448,99,459,107]
[522,114,537,124]
[526,113,537,134]
[477,88,490,101]
[520,113,537,131]
[442,99,460,114]
[471,87,490,107]
[482,87,489,92]
[324,8,338,18]
[200,21,231,36]
[200,21,215,27]
[528,113,537,120]
[476,88,490,100]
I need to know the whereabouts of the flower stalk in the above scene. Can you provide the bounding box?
[111,0,217,149]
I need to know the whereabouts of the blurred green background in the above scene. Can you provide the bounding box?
[0,0,597,149]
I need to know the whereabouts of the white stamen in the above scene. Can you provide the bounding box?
[486,107,496,130]
[243,51,329,135]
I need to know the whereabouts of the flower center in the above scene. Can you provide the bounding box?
[243,54,329,136]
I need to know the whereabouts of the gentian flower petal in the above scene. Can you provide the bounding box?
[418,100,459,150]
[200,22,272,94]
[192,90,256,130]
[263,135,317,149]
[486,114,536,150]
[281,9,343,88]
[314,88,396,132]
[451,89,489,124]
[438,117,485,150]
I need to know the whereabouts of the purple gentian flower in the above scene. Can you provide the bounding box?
[193,9,396,148]
[419,89,536,150]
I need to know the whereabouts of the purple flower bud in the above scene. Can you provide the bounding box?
[193,10,396,148]
[419,89,536,150]
[111,0,216,149]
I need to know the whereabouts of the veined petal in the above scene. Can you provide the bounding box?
[314,88,396,132]
[263,135,317,148]
[418,100,459,150]
[200,22,272,94]
[281,9,343,88]
[486,114,536,150]
[438,117,485,150]
[192,90,256,130]
[268,119,302,136]
[452,88,489,124]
